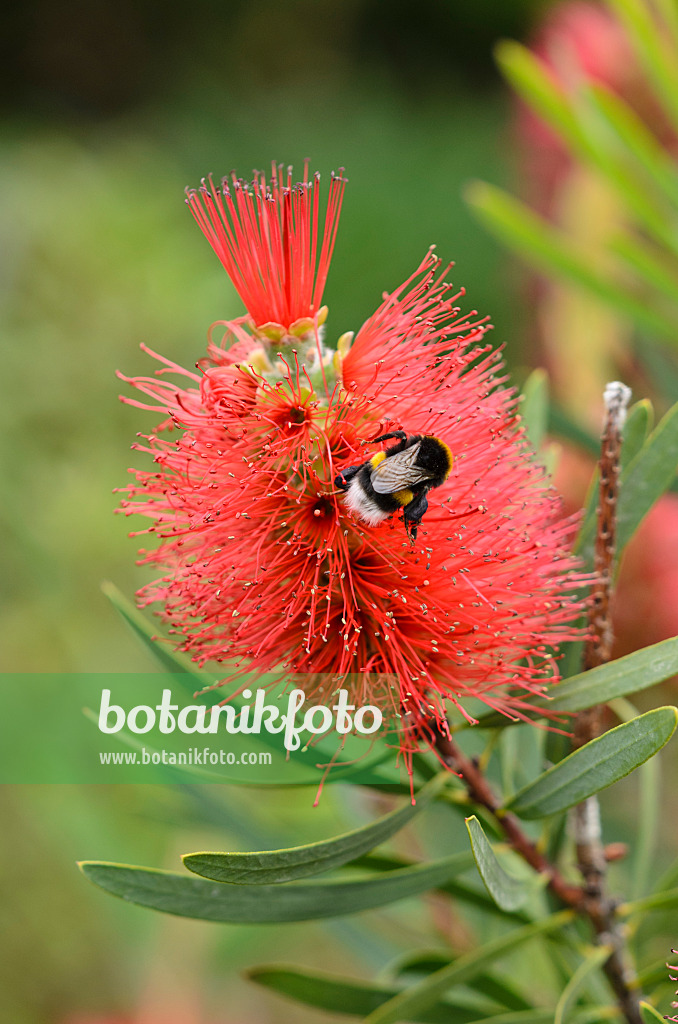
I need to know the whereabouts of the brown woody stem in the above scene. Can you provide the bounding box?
[432,382,643,1024]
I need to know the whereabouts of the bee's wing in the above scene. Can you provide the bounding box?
[370,443,432,494]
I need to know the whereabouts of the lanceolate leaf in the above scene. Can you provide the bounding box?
[640,1002,667,1024]
[554,946,612,1024]
[466,816,542,912]
[504,708,678,820]
[576,402,678,564]
[79,850,474,923]
[606,0,678,130]
[589,84,678,211]
[471,635,678,729]
[345,850,531,926]
[384,950,532,1012]
[182,773,448,884]
[615,402,678,554]
[575,400,653,559]
[620,886,678,918]
[621,400,654,471]
[466,182,678,343]
[101,581,216,690]
[362,910,574,1024]
[248,964,509,1024]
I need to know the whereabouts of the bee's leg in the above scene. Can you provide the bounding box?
[334,464,361,491]
[403,490,429,543]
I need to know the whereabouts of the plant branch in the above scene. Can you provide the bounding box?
[430,382,644,1024]
[569,383,642,1024]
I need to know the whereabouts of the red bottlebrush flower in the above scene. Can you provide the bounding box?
[185,161,345,340]
[119,163,585,763]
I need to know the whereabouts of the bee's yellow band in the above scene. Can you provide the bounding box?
[392,488,414,507]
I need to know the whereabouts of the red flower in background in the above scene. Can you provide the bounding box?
[517,0,678,216]
[517,3,678,662]
[120,163,585,761]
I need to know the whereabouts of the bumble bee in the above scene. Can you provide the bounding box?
[334,431,453,542]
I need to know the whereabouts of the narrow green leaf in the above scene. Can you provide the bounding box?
[589,85,678,211]
[495,41,587,155]
[384,951,533,1012]
[362,911,574,1024]
[497,41,678,255]
[355,852,532,923]
[607,700,661,901]
[182,773,448,884]
[466,181,678,343]
[554,945,612,1024]
[640,1001,667,1024]
[613,234,678,309]
[635,343,678,410]
[250,963,557,1024]
[636,959,672,990]
[102,581,215,689]
[520,369,549,451]
[621,400,654,470]
[576,400,678,565]
[79,850,474,923]
[247,963,492,1023]
[606,0,678,130]
[466,816,542,912]
[652,853,678,896]
[576,399,655,564]
[504,707,678,820]
[616,402,678,554]
[620,886,678,918]
[471,635,678,729]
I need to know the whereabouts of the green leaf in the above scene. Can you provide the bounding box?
[248,963,509,1023]
[466,181,678,343]
[615,402,678,554]
[182,773,448,884]
[383,951,533,1012]
[494,41,586,156]
[607,700,662,901]
[504,707,678,820]
[554,945,612,1024]
[588,85,678,211]
[606,0,678,131]
[635,343,678,411]
[471,635,678,729]
[612,234,678,309]
[354,852,532,923]
[496,42,678,255]
[466,816,542,912]
[576,401,678,565]
[575,399,651,558]
[102,581,215,689]
[620,885,678,918]
[640,1001,667,1024]
[79,850,475,923]
[621,400,655,470]
[361,910,574,1024]
[520,369,549,452]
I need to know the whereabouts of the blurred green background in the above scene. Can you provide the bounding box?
[6,2,675,1023]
